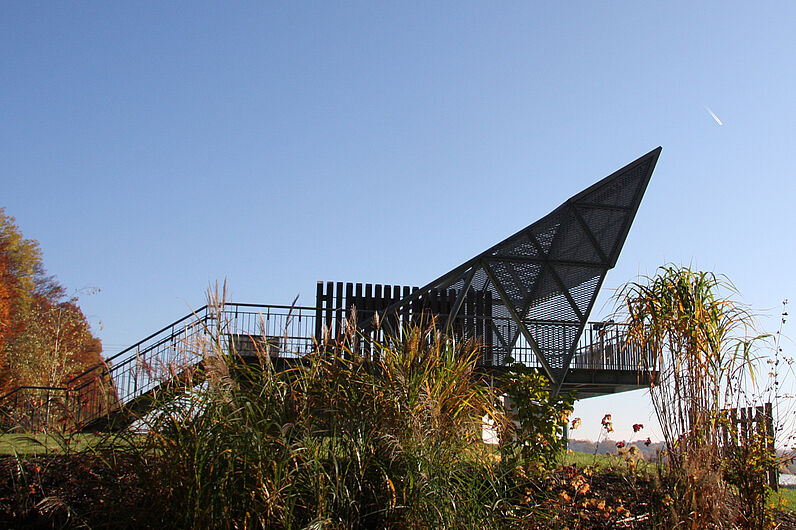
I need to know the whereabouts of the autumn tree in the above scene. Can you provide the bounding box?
[0,245,19,380]
[0,208,103,394]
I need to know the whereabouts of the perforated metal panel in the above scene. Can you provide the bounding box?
[376,148,661,390]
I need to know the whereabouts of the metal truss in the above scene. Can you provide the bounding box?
[379,147,661,392]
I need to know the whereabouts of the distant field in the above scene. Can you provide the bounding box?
[564,449,654,472]
[565,450,796,512]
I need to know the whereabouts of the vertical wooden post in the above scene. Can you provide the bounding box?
[315,282,324,344]
[354,283,363,318]
[364,283,373,324]
[730,408,738,446]
[740,407,749,444]
[765,402,778,490]
[428,288,436,325]
[380,285,391,344]
[374,283,383,326]
[363,284,372,358]
[335,282,343,342]
[325,282,334,344]
[411,289,420,327]
[353,283,363,354]
[345,282,354,327]
[401,286,410,339]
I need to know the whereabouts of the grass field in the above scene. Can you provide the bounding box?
[563,449,655,473]
[0,433,113,455]
[564,450,796,512]
[771,487,796,511]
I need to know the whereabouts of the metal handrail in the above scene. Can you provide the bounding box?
[58,302,316,388]
[0,385,68,396]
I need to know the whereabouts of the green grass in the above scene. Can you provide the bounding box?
[0,433,112,455]
[564,450,615,468]
[771,487,796,512]
[563,450,795,514]
[566,450,794,511]
[564,449,654,473]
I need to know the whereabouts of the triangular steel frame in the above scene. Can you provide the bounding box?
[378,148,661,391]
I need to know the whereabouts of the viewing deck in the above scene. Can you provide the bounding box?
[0,301,653,433]
[0,148,662,433]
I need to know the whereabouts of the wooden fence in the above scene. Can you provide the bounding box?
[722,403,778,491]
[314,281,494,359]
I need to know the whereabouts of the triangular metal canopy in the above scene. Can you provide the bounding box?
[379,147,661,389]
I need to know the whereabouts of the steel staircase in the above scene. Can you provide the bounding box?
[0,303,316,432]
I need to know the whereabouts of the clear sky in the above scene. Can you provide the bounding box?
[3,2,795,442]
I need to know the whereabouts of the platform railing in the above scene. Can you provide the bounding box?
[570,322,651,371]
[0,303,649,432]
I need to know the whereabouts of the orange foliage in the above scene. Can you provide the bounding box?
[0,244,14,350]
[0,208,104,393]
[0,246,13,383]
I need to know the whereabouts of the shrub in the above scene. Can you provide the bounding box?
[501,369,574,473]
[723,421,779,528]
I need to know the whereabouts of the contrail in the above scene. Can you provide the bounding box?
[705,106,723,125]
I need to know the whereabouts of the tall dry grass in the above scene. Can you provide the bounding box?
[619,265,770,527]
[127,290,518,529]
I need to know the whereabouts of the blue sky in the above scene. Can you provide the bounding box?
[3,2,795,441]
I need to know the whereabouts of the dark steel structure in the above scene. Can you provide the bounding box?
[0,148,661,432]
[374,147,661,392]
